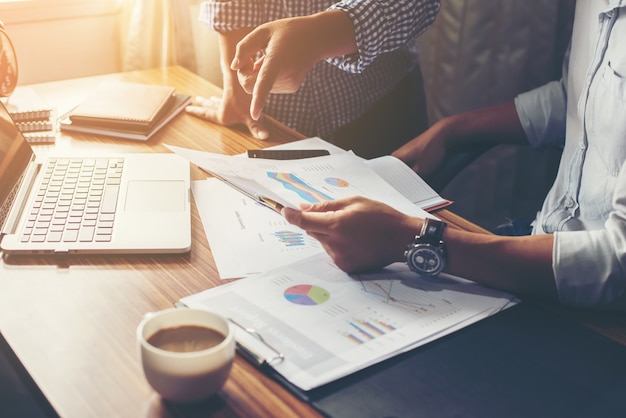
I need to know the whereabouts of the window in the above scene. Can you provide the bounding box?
[0,0,121,24]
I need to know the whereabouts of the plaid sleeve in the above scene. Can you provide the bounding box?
[199,1,284,32]
[328,0,441,73]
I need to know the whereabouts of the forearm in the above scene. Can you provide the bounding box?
[444,227,556,298]
[329,0,441,73]
[437,101,529,150]
[292,10,357,62]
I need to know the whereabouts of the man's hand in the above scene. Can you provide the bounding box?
[185,94,269,140]
[393,102,529,176]
[231,10,357,121]
[392,122,451,177]
[282,196,419,273]
[230,16,325,121]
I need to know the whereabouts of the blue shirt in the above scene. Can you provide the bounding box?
[515,0,626,310]
[200,0,440,140]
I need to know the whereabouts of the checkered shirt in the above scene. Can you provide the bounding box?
[200,0,440,141]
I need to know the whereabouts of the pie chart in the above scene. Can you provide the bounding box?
[284,284,330,305]
[324,177,349,187]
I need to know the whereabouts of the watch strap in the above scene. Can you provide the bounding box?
[419,218,446,244]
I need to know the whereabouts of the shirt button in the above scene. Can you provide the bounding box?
[565,198,575,208]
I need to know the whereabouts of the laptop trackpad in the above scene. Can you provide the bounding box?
[124,180,186,212]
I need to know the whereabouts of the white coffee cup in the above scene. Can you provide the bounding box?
[137,307,235,403]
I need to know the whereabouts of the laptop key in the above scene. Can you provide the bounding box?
[101,185,120,213]
[46,231,62,242]
[78,226,95,242]
[62,230,79,242]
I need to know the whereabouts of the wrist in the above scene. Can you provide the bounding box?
[404,218,448,276]
[433,114,468,150]
[392,217,424,263]
[307,10,357,61]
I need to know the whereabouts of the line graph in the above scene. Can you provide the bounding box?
[359,279,453,315]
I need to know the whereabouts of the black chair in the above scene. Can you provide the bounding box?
[425,143,495,193]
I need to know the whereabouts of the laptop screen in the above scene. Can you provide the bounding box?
[0,101,34,228]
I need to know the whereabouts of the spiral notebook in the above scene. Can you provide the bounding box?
[2,87,57,143]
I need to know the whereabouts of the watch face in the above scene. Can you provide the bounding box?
[408,245,444,275]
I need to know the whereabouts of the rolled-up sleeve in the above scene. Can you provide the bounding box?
[200,0,283,32]
[514,46,570,149]
[327,0,440,73]
[554,161,626,311]
[514,78,568,150]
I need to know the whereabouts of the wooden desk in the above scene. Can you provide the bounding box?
[1,66,624,418]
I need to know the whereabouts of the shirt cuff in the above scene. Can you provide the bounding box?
[554,229,624,308]
[326,2,383,73]
[199,1,267,32]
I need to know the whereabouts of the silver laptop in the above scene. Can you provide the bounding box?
[0,101,191,255]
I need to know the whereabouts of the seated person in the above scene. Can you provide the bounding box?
[186,0,441,158]
[280,0,626,311]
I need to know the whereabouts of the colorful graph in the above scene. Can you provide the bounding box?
[324,177,349,188]
[284,284,330,305]
[267,172,333,203]
[343,318,396,345]
[274,230,306,247]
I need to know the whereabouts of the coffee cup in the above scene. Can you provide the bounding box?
[137,307,235,402]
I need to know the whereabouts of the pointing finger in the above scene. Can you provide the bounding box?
[250,53,278,120]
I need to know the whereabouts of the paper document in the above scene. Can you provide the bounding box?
[174,137,449,279]
[192,179,324,278]
[181,253,518,391]
[248,137,451,211]
[168,145,433,218]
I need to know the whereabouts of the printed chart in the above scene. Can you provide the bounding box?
[324,177,350,187]
[359,279,457,317]
[284,284,331,306]
[273,230,306,248]
[342,316,397,345]
[267,172,333,203]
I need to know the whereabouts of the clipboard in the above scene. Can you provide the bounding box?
[197,169,286,214]
[229,302,626,418]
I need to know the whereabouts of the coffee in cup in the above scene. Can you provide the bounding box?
[137,307,235,403]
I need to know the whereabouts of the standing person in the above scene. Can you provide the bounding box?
[283,0,626,312]
[186,1,441,158]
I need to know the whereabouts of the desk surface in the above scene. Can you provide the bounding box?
[1,66,625,418]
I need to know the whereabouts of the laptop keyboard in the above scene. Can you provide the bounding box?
[20,158,124,244]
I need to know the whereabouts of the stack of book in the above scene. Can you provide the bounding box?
[4,87,57,143]
[60,81,191,141]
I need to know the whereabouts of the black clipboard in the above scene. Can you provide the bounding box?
[248,302,626,418]
[0,331,60,417]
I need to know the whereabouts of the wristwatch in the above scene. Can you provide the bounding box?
[404,218,447,276]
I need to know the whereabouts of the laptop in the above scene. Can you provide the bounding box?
[0,100,191,254]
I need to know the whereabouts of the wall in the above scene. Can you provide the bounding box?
[1,1,123,85]
[0,0,223,88]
